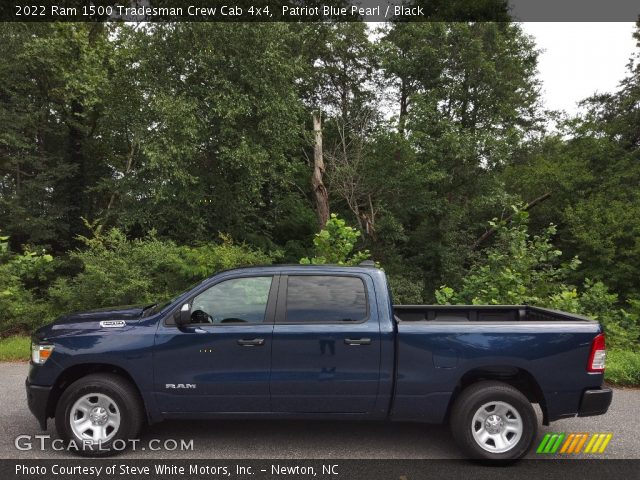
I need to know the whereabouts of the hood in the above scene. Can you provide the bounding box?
[54,304,150,325]
[32,304,158,342]
[32,304,153,342]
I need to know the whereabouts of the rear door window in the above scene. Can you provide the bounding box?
[284,275,368,324]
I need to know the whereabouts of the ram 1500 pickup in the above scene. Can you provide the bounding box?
[26,264,612,459]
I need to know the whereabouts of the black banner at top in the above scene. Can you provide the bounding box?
[1,0,639,22]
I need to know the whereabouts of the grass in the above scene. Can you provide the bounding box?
[0,335,30,362]
[605,349,640,387]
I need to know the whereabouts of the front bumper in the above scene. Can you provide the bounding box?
[25,378,52,430]
[578,387,613,417]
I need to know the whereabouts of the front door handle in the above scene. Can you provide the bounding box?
[237,338,265,347]
[344,338,371,346]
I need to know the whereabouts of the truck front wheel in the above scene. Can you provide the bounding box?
[450,381,537,461]
[55,373,144,456]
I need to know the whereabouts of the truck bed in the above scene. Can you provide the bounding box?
[394,305,593,323]
[391,304,601,425]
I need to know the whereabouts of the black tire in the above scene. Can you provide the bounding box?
[55,373,145,456]
[450,381,537,461]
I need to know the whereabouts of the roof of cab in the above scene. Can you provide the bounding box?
[212,262,381,277]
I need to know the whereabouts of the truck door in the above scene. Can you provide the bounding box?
[270,273,381,413]
[153,275,278,413]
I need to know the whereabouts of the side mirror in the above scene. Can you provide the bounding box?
[175,303,191,327]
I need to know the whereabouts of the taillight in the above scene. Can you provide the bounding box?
[587,333,606,373]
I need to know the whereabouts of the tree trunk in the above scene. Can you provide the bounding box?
[399,78,408,136]
[15,162,20,195]
[311,111,329,230]
[65,99,86,245]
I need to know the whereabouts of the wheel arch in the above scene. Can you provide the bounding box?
[446,365,548,425]
[47,363,149,424]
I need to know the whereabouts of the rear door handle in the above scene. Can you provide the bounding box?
[237,338,265,347]
[344,338,371,346]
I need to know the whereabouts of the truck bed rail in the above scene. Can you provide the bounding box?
[394,305,593,323]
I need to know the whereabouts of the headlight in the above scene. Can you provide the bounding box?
[31,343,54,365]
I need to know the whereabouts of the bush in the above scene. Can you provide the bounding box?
[300,214,371,266]
[48,229,187,313]
[606,350,640,386]
[436,207,640,351]
[178,233,278,280]
[48,227,279,317]
[575,281,640,351]
[0,225,280,336]
[0,236,53,334]
[436,208,580,306]
[388,274,424,304]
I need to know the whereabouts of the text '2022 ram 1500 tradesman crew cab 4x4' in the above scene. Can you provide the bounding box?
[26,264,612,459]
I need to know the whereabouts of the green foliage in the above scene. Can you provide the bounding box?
[388,274,425,304]
[0,20,639,386]
[0,236,53,334]
[436,208,640,351]
[300,214,371,266]
[48,227,278,315]
[0,23,310,249]
[0,336,30,362]
[605,350,640,386]
[49,228,185,312]
[0,20,545,306]
[178,233,280,282]
[436,208,579,306]
[375,21,541,298]
[502,24,640,300]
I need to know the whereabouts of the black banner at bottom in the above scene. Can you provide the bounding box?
[3,459,640,480]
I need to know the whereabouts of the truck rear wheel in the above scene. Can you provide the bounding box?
[450,381,537,461]
[55,373,144,456]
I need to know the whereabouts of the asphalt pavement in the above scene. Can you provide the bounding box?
[2,362,638,459]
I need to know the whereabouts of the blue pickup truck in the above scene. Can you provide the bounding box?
[26,264,612,459]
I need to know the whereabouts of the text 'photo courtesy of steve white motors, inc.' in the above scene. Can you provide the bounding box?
[15,463,219,477]
[14,462,341,478]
